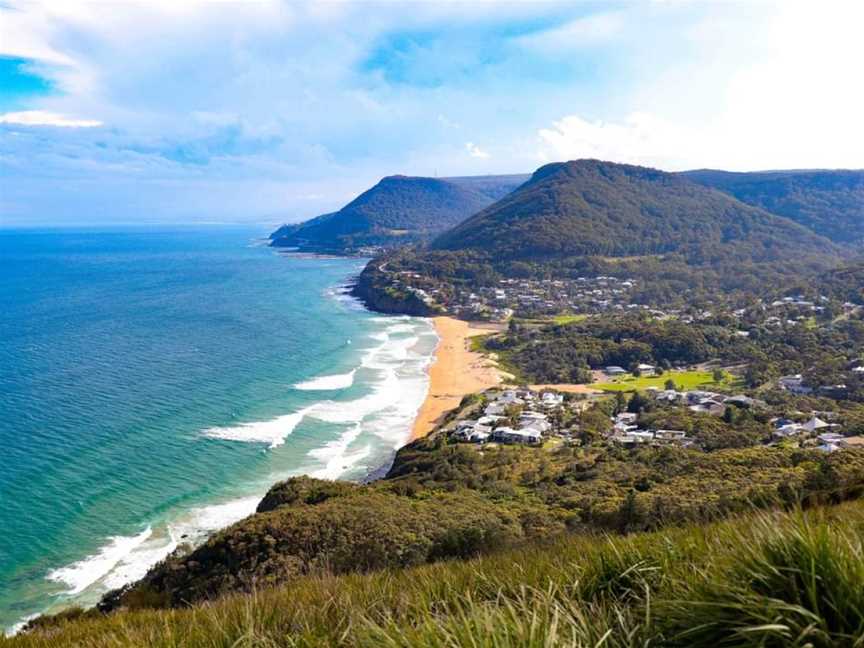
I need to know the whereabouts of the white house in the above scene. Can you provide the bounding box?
[492,427,542,445]
[804,417,832,433]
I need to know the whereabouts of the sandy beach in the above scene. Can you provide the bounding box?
[410,317,506,440]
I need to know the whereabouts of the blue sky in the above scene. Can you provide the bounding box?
[1,0,862,226]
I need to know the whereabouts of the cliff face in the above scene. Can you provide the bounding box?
[349,262,438,317]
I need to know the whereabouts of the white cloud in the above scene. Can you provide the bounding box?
[537,113,699,170]
[516,12,624,53]
[465,141,490,159]
[0,110,102,127]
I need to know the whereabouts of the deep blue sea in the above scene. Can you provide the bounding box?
[0,226,436,632]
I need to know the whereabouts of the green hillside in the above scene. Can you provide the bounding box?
[682,168,864,245]
[270,174,527,253]
[7,499,864,647]
[434,160,836,263]
[49,413,864,619]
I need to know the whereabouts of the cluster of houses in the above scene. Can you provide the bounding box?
[607,411,692,448]
[778,374,851,400]
[451,389,565,445]
[769,414,864,452]
[441,276,646,319]
[649,387,763,416]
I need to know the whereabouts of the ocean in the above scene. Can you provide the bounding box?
[0,226,437,632]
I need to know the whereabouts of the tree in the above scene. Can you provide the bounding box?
[665,378,676,390]
[712,368,725,383]
[628,392,651,414]
[614,391,628,415]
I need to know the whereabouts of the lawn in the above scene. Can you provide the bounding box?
[594,369,730,392]
[551,313,588,325]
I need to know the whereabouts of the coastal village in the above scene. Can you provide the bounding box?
[440,379,864,454]
[378,258,862,327]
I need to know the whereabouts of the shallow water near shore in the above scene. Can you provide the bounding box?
[0,226,436,632]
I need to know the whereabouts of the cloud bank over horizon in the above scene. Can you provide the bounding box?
[1,0,862,226]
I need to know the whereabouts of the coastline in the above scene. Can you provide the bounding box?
[410,316,507,440]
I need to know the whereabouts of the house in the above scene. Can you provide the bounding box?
[520,410,548,422]
[778,374,812,395]
[839,436,864,449]
[477,415,504,426]
[817,432,845,444]
[655,389,685,403]
[724,395,759,409]
[492,427,542,445]
[818,384,848,399]
[685,390,720,404]
[521,419,552,434]
[654,429,688,442]
[540,392,564,408]
[615,412,638,425]
[466,430,490,443]
[497,390,524,405]
[804,417,832,433]
[614,422,638,434]
[605,366,627,376]
[689,400,725,416]
[636,363,657,376]
[612,430,654,446]
[773,424,806,439]
[484,403,508,416]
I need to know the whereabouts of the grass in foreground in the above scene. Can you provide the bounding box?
[6,499,864,647]
[593,369,734,392]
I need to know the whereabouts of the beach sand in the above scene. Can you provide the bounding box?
[410,317,506,440]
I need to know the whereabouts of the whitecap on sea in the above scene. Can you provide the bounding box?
[293,369,356,391]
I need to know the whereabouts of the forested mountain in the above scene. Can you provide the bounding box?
[269,173,528,253]
[681,168,864,245]
[434,160,836,262]
[818,261,864,304]
[362,160,839,305]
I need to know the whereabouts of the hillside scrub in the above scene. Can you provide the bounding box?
[8,501,864,647]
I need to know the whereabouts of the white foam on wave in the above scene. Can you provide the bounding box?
[45,495,261,606]
[33,315,438,631]
[47,527,153,595]
[308,423,371,479]
[5,614,39,638]
[293,369,356,391]
[202,406,314,448]
[385,323,416,334]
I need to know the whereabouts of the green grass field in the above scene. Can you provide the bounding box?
[594,369,732,392]
[551,313,588,325]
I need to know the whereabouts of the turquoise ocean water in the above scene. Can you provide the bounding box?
[0,227,436,632]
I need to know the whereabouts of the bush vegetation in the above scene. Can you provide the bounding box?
[8,500,864,647]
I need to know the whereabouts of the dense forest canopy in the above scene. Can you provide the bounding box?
[269,174,528,252]
[433,160,837,262]
[362,160,846,308]
[682,168,864,245]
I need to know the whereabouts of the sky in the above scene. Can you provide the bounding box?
[1,0,862,226]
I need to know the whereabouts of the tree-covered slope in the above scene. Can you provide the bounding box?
[681,168,864,245]
[270,174,527,253]
[10,492,864,646]
[433,159,837,264]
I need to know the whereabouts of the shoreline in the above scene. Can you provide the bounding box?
[410,316,507,441]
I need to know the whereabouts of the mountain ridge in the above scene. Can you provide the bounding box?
[269,173,529,253]
[681,168,864,245]
[433,159,838,263]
